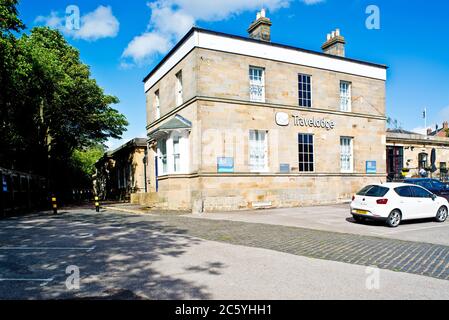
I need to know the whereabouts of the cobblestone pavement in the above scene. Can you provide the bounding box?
[114,213,449,281]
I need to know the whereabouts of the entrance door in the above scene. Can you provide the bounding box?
[387,146,404,181]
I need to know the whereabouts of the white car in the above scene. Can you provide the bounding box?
[351,183,449,228]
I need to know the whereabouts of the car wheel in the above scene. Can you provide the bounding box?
[436,206,448,223]
[386,210,401,228]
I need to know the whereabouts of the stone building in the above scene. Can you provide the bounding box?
[387,129,449,181]
[94,138,148,200]
[135,11,388,212]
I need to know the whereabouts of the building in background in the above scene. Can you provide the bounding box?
[427,121,449,137]
[136,10,387,212]
[387,129,449,181]
[94,138,148,200]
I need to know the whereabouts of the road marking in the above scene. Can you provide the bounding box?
[0,277,54,286]
[0,246,96,252]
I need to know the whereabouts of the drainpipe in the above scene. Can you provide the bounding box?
[143,148,148,193]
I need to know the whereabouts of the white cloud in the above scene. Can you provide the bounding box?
[35,5,119,41]
[122,31,172,64]
[149,4,195,38]
[35,11,64,29]
[75,6,119,41]
[302,0,325,5]
[410,126,434,135]
[122,0,295,66]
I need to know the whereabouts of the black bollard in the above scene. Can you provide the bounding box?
[51,196,58,214]
[95,196,100,212]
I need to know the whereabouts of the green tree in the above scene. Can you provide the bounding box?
[0,1,128,198]
[68,144,107,190]
[0,0,29,169]
[0,0,24,34]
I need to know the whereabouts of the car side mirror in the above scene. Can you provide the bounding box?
[432,194,437,201]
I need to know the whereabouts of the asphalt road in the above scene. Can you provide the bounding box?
[0,209,448,300]
[190,204,449,246]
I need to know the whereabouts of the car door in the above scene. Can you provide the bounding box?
[393,186,417,220]
[410,186,436,219]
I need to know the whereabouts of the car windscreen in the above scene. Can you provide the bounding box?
[432,180,447,189]
[416,181,433,190]
[356,185,389,197]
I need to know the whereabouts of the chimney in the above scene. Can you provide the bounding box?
[322,28,346,57]
[443,121,449,130]
[248,9,272,42]
[427,128,433,136]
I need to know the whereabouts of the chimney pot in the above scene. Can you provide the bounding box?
[322,28,346,57]
[444,121,449,129]
[248,9,272,42]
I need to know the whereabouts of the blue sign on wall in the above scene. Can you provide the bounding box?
[366,161,377,174]
[217,157,234,173]
[280,164,290,173]
[2,176,7,192]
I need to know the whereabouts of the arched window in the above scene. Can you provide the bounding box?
[418,153,428,169]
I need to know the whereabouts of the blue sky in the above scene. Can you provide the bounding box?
[17,0,449,149]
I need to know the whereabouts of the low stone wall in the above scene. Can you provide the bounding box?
[133,174,386,213]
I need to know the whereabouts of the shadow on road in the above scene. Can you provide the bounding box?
[0,210,221,300]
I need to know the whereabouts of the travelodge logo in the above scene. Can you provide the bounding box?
[275,112,336,131]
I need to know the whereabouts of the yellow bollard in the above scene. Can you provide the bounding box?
[51,196,58,215]
[95,196,100,212]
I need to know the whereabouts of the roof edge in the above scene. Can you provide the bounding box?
[142,27,388,84]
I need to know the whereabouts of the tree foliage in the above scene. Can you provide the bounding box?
[0,0,25,34]
[0,1,128,195]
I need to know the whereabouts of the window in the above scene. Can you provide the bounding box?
[340,137,353,172]
[340,81,352,112]
[298,74,312,107]
[249,67,265,102]
[176,71,183,106]
[173,135,181,173]
[158,138,168,175]
[410,186,433,198]
[155,90,160,120]
[157,132,189,176]
[394,186,413,198]
[249,130,268,172]
[418,153,428,169]
[298,134,314,172]
[357,185,389,197]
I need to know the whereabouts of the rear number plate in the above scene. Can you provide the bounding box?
[353,210,368,215]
